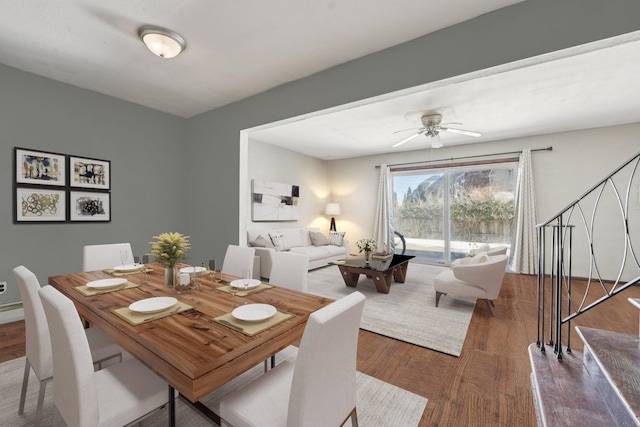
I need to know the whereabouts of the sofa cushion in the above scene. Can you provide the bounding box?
[248,235,275,248]
[290,246,332,261]
[329,231,346,246]
[309,231,330,246]
[269,233,288,252]
[470,252,490,264]
[278,228,304,248]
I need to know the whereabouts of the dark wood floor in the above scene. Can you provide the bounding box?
[2,273,639,426]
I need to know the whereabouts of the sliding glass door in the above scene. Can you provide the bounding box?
[392,162,516,264]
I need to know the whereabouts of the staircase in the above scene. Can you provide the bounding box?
[529,301,640,426]
[529,151,640,426]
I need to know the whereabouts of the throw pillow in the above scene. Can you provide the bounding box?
[309,231,330,246]
[470,252,490,264]
[269,233,288,252]
[329,231,346,246]
[248,235,275,248]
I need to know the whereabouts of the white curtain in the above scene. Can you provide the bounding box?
[510,149,538,274]
[373,164,395,253]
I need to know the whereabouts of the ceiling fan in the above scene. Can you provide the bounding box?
[392,113,481,148]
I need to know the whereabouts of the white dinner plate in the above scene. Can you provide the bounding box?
[113,263,143,272]
[232,304,277,322]
[179,266,207,274]
[86,278,127,290]
[129,297,178,314]
[230,279,261,289]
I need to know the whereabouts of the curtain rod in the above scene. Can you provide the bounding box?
[375,146,553,169]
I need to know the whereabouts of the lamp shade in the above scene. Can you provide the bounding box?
[138,25,186,59]
[325,203,341,216]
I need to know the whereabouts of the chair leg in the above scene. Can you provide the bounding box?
[35,378,50,427]
[18,358,30,415]
[435,291,446,307]
[484,299,495,316]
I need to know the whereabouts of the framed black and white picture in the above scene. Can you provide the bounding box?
[69,191,111,222]
[15,147,66,187]
[15,187,66,222]
[251,180,300,221]
[69,155,111,190]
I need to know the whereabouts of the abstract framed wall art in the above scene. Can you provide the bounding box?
[15,147,66,186]
[252,180,299,221]
[69,155,111,190]
[15,187,66,222]
[70,191,111,222]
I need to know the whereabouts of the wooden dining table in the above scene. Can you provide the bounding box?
[48,264,332,426]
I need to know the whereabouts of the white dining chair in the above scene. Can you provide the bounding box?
[82,242,134,272]
[220,291,366,427]
[13,266,123,427]
[221,245,255,278]
[38,285,170,427]
[264,251,309,371]
[268,251,309,292]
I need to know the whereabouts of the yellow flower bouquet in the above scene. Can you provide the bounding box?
[149,232,191,268]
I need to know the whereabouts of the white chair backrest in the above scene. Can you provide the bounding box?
[39,286,99,427]
[453,254,508,299]
[13,265,53,380]
[486,246,508,256]
[82,243,134,272]
[269,252,309,292]
[288,291,365,426]
[221,245,255,278]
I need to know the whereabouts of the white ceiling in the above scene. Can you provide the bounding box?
[251,33,640,159]
[2,0,639,161]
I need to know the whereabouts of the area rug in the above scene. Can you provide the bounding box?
[307,262,476,356]
[0,347,427,426]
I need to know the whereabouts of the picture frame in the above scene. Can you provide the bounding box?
[69,191,111,222]
[15,187,66,222]
[15,147,66,187]
[251,180,300,221]
[69,155,111,189]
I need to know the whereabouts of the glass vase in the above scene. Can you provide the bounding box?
[365,251,371,266]
[164,266,178,288]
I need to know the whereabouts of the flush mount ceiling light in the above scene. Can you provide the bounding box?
[138,25,186,59]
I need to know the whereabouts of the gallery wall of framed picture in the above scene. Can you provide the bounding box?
[13,147,112,223]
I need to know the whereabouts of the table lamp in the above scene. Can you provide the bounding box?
[325,203,341,232]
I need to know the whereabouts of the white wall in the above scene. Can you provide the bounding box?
[245,140,331,240]
[327,123,640,280]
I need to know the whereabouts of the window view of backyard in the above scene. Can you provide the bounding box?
[392,164,516,264]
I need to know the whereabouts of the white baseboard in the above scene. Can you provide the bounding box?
[0,307,24,324]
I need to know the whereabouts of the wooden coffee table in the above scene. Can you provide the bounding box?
[330,254,414,294]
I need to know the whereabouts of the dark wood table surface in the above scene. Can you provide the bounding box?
[48,264,331,405]
[331,254,415,294]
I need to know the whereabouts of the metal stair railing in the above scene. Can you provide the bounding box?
[536,151,640,360]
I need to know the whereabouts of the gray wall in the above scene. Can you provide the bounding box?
[0,65,187,304]
[2,0,640,305]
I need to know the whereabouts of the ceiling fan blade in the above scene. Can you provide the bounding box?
[439,126,482,137]
[392,131,423,148]
[392,126,423,135]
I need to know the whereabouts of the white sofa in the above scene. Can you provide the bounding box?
[247,227,349,279]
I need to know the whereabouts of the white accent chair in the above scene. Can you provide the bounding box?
[38,285,170,427]
[434,254,508,316]
[264,251,309,370]
[451,245,508,267]
[269,251,309,292]
[221,245,256,278]
[82,243,134,272]
[220,291,366,427]
[14,266,123,427]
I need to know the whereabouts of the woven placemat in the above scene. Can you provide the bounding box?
[102,267,153,276]
[113,301,193,325]
[73,281,139,296]
[212,310,295,337]
[216,283,273,297]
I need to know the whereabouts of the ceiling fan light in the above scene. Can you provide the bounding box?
[429,133,443,148]
[138,25,186,59]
